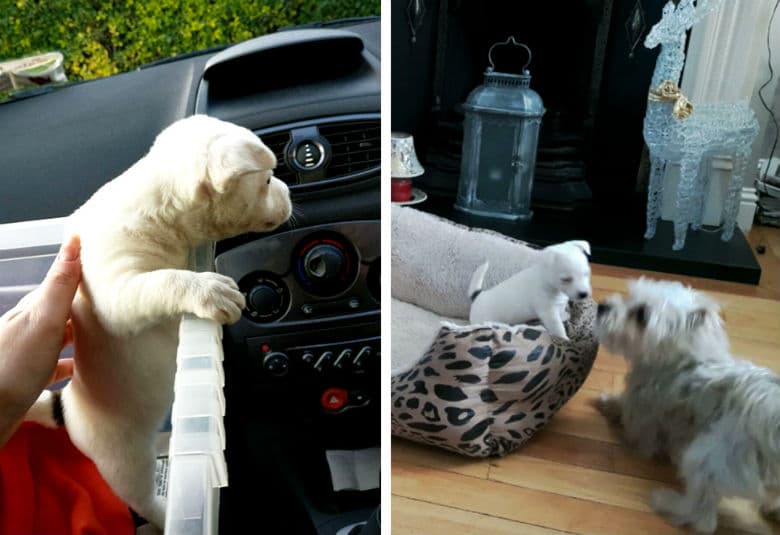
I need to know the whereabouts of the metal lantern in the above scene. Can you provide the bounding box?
[455,37,545,221]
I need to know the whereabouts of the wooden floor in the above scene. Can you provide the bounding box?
[392,225,780,535]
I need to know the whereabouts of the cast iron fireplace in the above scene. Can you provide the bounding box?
[395,0,660,210]
[391,0,761,284]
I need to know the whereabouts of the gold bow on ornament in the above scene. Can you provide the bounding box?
[648,80,694,120]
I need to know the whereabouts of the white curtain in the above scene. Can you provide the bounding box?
[682,0,780,172]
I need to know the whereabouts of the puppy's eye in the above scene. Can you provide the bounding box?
[561,277,573,284]
[629,305,647,326]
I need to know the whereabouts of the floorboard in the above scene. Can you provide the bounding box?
[391,225,780,534]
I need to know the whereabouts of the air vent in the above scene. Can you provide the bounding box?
[257,117,380,187]
[319,120,381,177]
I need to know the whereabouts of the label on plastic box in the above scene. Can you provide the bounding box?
[154,431,170,498]
[155,456,169,498]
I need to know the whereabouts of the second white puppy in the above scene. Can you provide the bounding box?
[468,240,591,339]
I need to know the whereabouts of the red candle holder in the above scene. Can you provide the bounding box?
[391,178,413,202]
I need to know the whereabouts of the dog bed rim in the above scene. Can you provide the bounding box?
[391,319,575,377]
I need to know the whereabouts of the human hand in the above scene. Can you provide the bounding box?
[0,235,81,444]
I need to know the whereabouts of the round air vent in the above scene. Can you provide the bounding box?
[285,126,331,177]
[255,115,380,187]
[292,140,326,171]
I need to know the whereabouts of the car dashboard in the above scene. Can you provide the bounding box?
[0,18,380,535]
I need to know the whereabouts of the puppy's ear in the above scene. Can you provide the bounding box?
[567,240,591,256]
[206,134,276,194]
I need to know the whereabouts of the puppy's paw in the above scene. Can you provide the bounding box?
[558,302,571,322]
[191,272,245,324]
[593,392,622,426]
[547,326,569,341]
[553,324,570,341]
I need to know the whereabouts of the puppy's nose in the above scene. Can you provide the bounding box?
[597,303,610,316]
[577,291,589,300]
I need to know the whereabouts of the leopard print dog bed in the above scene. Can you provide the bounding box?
[391,300,598,457]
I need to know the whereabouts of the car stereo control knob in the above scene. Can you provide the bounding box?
[263,352,289,377]
[303,244,345,281]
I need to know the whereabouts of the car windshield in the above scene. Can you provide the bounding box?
[0,1,379,102]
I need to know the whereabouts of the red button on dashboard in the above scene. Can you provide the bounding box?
[320,388,348,411]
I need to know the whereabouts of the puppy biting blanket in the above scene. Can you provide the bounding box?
[391,206,598,457]
[0,422,134,535]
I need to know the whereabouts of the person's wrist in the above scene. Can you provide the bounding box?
[0,374,38,413]
[0,381,36,443]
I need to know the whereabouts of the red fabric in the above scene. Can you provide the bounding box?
[0,422,134,535]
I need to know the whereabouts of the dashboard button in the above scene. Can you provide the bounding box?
[333,349,352,369]
[353,346,372,369]
[262,352,289,377]
[351,390,369,406]
[320,388,348,411]
[314,351,334,372]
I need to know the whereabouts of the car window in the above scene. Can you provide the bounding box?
[0,0,380,102]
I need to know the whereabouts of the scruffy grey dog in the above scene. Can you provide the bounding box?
[594,277,780,534]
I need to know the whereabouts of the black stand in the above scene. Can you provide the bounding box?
[415,193,762,285]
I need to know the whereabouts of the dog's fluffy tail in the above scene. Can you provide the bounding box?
[24,389,65,428]
[468,261,490,302]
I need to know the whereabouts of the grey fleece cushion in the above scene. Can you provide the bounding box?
[391,204,541,319]
[391,206,598,457]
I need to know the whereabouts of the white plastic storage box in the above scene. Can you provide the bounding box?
[0,218,227,535]
[167,315,228,535]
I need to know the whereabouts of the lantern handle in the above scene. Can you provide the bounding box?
[487,36,532,74]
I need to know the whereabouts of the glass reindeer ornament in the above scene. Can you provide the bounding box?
[455,38,545,221]
[643,0,759,250]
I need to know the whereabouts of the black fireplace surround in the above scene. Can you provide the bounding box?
[391,0,761,284]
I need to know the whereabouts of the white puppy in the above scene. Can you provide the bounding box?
[24,115,291,529]
[595,278,780,534]
[467,240,591,339]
